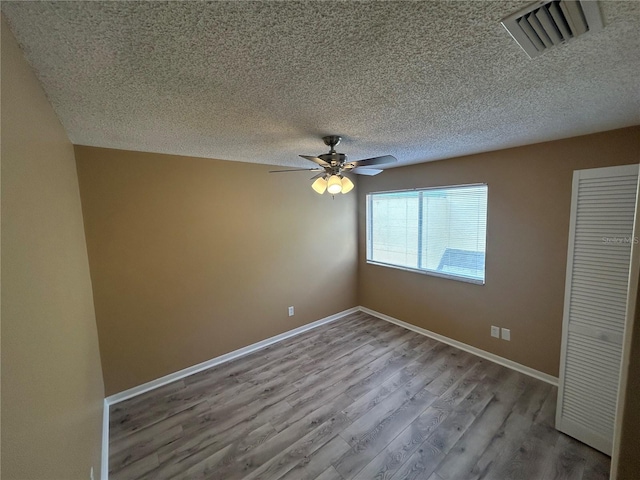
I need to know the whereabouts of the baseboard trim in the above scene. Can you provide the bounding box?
[105,306,359,406]
[101,306,359,479]
[100,304,556,478]
[359,306,559,386]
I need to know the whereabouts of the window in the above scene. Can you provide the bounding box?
[366,184,488,284]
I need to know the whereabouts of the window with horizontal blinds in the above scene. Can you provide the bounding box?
[366,184,488,284]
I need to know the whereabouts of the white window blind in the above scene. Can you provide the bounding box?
[366,184,488,283]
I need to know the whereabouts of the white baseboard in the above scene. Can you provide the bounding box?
[100,304,556,479]
[105,306,359,406]
[100,306,359,479]
[359,306,558,386]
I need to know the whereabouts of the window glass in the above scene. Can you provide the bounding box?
[366,184,487,283]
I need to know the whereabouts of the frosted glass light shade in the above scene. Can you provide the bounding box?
[340,176,354,194]
[327,175,342,194]
[311,176,328,194]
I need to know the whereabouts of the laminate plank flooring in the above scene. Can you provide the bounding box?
[109,312,610,480]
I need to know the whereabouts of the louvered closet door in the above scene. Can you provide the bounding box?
[556,164,639,455]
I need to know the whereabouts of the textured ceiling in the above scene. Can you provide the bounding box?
[2,1,639,168]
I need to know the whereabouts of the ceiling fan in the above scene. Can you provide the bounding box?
[270,135,397,194]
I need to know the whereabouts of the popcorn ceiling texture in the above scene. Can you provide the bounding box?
[2,1,639,168]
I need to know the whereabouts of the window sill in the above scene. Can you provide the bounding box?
[365,260,485,285]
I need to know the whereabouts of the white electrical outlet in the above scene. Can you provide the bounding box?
[491,326,500,338]
[90,467,94,480]
[501,328,511,341]
[288,306,294,317]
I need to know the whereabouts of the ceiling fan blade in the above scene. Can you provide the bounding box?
[352,168,383,176]
[351,155,397,167]
[269,168,323,173]
[299,155,330,166]
[310,173,325,180]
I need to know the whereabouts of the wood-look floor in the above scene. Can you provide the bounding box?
[109,312,610,480]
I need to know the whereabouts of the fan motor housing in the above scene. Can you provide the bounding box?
[319,152,347,166]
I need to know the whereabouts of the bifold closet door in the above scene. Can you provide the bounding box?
[556,164,639,455]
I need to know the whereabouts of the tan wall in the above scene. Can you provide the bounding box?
[74,146,358,395]
[358,126,640,377]
[1,20,105,479]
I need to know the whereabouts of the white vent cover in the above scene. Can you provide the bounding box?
[501,0,603,58]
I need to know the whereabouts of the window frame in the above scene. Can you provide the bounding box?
[365,183,488,285]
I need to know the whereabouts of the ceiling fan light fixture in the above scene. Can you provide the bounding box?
[327,175,342,194]
[276,135,397,194]
[311,176,328,194]
[340,176,354,194]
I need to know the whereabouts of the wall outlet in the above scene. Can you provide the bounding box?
[90,467,94,480]
[491,326,500,338]
[501,328,511,341]
[288,306,294,317]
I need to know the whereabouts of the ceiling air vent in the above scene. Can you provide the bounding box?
[501,0,603,58]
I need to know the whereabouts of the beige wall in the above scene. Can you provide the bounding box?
[1,20,105,479]
[358,126,640,377]
[74,146,358,395]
